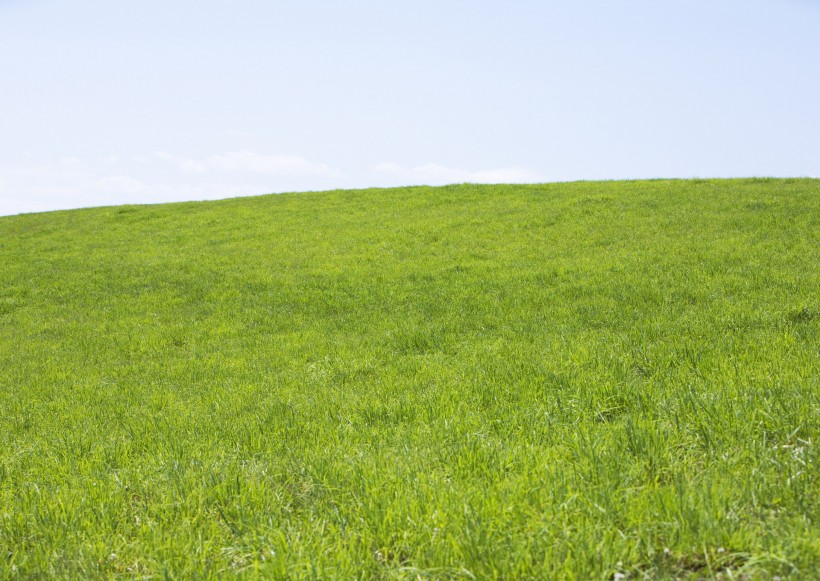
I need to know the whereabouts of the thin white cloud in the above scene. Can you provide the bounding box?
[373,162,543,185]
[0,150,347,216]
[0,153,545,216]
[159,150,344,177]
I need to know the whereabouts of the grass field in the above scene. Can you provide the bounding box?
[0,178,818,579]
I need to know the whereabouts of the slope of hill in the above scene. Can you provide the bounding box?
[1,179,818,578]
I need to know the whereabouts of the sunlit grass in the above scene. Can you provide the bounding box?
[0,178,818,579]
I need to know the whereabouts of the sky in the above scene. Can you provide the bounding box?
[1,0,818,216]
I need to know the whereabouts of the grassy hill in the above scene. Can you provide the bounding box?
[1,179,818,579]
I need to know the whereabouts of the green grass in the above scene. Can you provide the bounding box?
[0,178,818,579]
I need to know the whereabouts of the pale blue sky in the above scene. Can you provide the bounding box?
[1,0,818,215]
